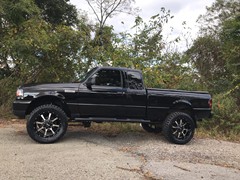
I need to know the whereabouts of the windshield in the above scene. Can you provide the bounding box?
[79,67,97,83]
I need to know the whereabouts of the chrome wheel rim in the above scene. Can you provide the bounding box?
[171,118,192,141]
[34,111,61,138]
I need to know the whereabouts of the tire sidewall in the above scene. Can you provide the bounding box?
[27,105,68,143]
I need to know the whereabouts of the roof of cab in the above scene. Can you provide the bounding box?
[97,66,142,73]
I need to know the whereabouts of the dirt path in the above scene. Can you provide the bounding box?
[0,121,239,180]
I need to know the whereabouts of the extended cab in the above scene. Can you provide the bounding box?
[13,67,212,144]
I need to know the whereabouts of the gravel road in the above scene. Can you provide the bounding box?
[0,121,239,180]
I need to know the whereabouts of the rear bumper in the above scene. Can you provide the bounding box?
[12,100,31,118]
[193,108,212,121]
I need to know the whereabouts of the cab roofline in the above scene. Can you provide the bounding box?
[97,66,142,73]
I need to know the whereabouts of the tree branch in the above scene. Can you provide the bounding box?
[86,0,101,23]
[102,0,122,28]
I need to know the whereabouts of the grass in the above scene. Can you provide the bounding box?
[83,122,240,143]
[87,122,143,136]
[74,121,240,143]
[0,105,15,119]
[196,125,240,143]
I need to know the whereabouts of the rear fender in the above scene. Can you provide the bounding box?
[172,99,191,107]
[170,99,197,127]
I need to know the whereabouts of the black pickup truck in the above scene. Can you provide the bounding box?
[13,66,212,144]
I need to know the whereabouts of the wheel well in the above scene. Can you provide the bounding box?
[168,103,197,127]
[26,96,71,117]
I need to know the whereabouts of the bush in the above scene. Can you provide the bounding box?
[199,93,240,140]
[0,77,20,119]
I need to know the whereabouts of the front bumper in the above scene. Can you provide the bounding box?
[12,100,31,118]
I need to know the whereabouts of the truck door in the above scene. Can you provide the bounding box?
[124,70,147,119]
[78,68,126,118]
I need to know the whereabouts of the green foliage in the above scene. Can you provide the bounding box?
[0,0,40,26]
[110,9,190,90]
[1,18,86,83]
[198,0,240,35]
[187,0,240,139]
[187,0,240,93]
[0,0,90,117]
[200,93,240,137]
[0,0,91,82]
[35,0,79,26]
[220,15,240,86]
[186,36,231,93]
[0,76,21,118]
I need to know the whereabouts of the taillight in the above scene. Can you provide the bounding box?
[208,99,212,109]
[16,89,24,97]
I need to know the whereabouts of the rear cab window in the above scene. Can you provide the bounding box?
[126,71,144,90]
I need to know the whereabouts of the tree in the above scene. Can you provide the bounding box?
[186,36,231,93]
[0,0,40,79]
[186,1,240,136]
[0,0,40,26]
[110,11,193,90]
[198,0,240,35]
[86,0,136,29]
[0,0,90,115]
[220,15,240,85]
[86,0,137,45]
[187,0,240,93]
[220,15,240,104]
[35,0,79,26]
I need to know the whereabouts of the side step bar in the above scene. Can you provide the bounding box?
[72,117,151,123]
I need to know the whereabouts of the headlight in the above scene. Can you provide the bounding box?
[16,89,24,97]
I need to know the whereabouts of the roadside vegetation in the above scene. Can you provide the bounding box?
[0,0,239,141]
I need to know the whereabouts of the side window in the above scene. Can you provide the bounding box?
[127,71,144,90]
[91,69,122,87]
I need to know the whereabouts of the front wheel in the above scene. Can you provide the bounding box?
[27,104,68,143]
[163,112,195,144]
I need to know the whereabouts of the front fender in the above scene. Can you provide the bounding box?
[23,91,65,100]
[34,91,65,100]
[24,92,69,116]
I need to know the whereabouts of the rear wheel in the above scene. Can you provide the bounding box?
[163,112,195,144]
[27,104,68,143]
[141,123,162,133]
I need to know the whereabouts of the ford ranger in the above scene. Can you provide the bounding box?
[13,67,212,144]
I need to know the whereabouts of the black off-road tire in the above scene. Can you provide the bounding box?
[27,104,68,143]
[163,112,195,144]
[141,123,162,133]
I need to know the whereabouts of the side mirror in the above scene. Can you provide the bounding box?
[86,78,95,89]
[86,81,92,89]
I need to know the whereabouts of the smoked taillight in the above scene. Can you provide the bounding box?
[208,99,212,109]
[16,89,24,97]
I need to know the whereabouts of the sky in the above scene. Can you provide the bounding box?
[70,0,215,51]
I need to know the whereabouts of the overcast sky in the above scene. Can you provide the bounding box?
[70,0,215,50]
